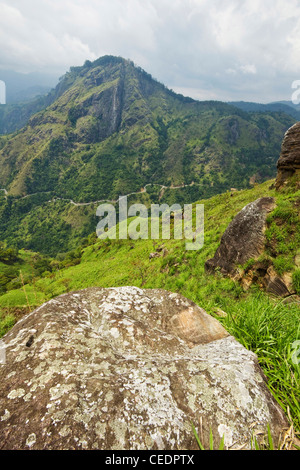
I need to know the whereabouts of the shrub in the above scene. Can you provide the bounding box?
[292,269,300,295]
[0,314,15,337]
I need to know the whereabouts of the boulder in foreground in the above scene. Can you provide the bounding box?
[0,287,289,450]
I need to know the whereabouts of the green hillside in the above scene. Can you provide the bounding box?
[0,56,296,255]
[1,179,299,310]
[0,179,299,440]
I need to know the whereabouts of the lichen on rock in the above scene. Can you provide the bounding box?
[0,287,289,450]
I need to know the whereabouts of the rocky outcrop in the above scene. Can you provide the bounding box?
[205,196,299,298]
[275,122,300,190]
[205,198,276,277]
[0,287,289,450]
[241,261,295,298]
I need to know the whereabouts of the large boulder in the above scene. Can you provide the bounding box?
[205,197,276,277]
[275,122,300,190]
[0,287,289,450]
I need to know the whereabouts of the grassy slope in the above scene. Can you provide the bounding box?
[0,178,299,439]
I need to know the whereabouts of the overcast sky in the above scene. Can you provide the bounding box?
[1,0,300,103]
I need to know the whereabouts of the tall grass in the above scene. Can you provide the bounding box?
[219,294,300,434]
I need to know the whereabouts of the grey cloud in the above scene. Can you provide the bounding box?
[0,0,300,102]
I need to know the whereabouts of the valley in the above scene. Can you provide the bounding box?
[0,56,297,256]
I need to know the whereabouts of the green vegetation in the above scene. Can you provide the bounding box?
[0,56,296,254]
[221,296,300,436]
[293,269,300,295]
[0,241,19,264]
[192,422,286,450]
[0,179,299,442]
[0,314,15,338]
[192,424,226,450]
[265,190,300,277]
[0,57,299,447]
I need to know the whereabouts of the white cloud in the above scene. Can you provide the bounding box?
[0,0,300,101]
[239,65,257,75]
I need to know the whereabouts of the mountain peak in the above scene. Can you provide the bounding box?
[0,57,296,239]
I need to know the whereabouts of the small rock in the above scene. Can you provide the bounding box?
[211,307,228,318]
[282,295,300,305]
[149,252,160,260]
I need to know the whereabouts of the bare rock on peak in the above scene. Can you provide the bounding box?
[0,287,289,450]
[275,122,300,190]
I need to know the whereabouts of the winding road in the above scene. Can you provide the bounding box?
[0,182,197,207]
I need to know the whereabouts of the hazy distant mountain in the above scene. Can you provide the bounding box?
[228,101,300,120]
[0,69,59,104]
[271,100,300,112]
[0,69,60,134]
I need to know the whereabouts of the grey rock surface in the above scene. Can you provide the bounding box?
[205,197,276,277]
[275,122,300,190]
[0,286,289,450]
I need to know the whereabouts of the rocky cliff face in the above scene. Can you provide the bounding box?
[0,56,295,202]
[0,287,289,450]
[275,122,300,190]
